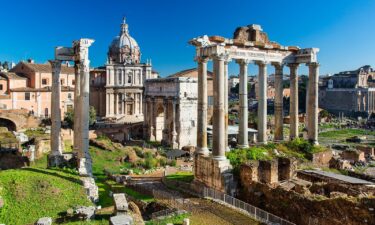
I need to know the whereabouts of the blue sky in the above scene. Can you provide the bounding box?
[0,0,374,76]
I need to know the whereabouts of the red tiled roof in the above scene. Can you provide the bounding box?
[12,62,75,74]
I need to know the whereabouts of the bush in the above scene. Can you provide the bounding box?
[144,157,158,169]
[168,159,177,167]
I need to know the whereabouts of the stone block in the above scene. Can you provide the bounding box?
[35,217,52,225]
[81,177,99,203]
[109,215,133,225]
[193,154,234,194]
[183,218,190,225]
[113,193,128,215]
[74,206,96,221]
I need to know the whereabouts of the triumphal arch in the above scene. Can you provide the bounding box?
[190,24,320,192]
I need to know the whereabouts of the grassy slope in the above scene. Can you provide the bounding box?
[0,168,93,225]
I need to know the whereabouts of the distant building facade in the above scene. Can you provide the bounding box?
[319,65,375,116]
[0,60,75,118]
[90,18,158,123]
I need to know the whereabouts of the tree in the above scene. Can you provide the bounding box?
[64,106,96,128]
[2,61,9,70]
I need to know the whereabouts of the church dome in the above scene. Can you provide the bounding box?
[108,18,141,64]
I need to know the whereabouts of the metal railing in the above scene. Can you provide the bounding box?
[203,187,296,225]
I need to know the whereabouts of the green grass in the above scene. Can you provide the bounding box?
[0,131,17,144]
[0,168,93,225]
[165,171,194,183]
[24,128,49,139]
[319,128,375,139]
[146,213,190,225]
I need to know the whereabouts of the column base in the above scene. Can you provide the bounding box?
[212,155,227,161]
[237,144,249,149]
[78,157,93,177]
[309,139,319,146]
[196,147,209,155]
[194,154,234,194]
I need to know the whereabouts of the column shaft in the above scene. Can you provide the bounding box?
[196,58,209,155]
[307,63,319,144]
[73,63,81,153]
[237,59,249,148]
[212,55,226,160]
[224,60,229,151]
[257,61,267,143]
[50,60,62,156]
[273,63,284,141]
[289,63,299,140]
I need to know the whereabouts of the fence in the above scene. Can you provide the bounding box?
[203,187,296,225]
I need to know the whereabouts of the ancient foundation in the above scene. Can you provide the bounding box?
[194,154,234,194]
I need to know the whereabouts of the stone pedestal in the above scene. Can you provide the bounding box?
[47,154,65,168]
[193,154,234,194]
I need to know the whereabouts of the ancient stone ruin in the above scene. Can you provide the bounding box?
[190,24,320,192]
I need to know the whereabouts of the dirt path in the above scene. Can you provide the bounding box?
[132,180,259,225]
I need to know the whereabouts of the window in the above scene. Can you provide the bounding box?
[68,93,72,99]
[60,79,65,85]
[25,92,30,100]
[72,79,75,85]
[128,74,132,83]
[118,71,122,84]
[45,108,49,117]
[42,79,48,85]
[208,96,213,106]
[0,84,3,90]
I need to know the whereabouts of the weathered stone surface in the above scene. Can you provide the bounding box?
[109,214,134,225]
[183,218,190,225]
[80,177,99,203]
[113,193,128,215]
[194,154,234,194]
[35,217,52,225]
[128,201,141,216]
[74,206,96,221]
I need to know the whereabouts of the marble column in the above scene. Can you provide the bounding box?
[224,59,229,151]
[171,98,178,149]
[196,57,209,155]
[307,62,319,145]
[75,38,94,176]
[49,60,63,167]
[73,63,82,153]
[273,63,284,141]
[212,55,227,160]
[236,59,249,148]
[257,61,268,144]
[288,63,299,140]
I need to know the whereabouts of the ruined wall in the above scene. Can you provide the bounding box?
[311,150,333,166]
[239,180,375,225]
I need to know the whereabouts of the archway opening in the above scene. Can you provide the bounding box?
[0,118,17,131]
[155,103,165,142]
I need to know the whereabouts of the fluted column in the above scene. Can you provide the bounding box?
[236,59,250,148]
[49,60,63,158]
[257,61,267,144]
[212,55,227,160]
[224,59,230,151]
[288,63,299,140]
[273,62,284,141]
[196,57,209,155]
[307,62,319,145]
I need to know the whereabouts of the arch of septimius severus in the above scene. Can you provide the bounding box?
[190,24,320,193]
